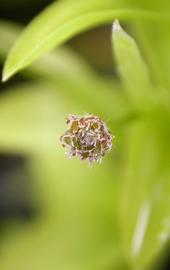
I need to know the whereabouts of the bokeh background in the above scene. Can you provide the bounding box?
[0,0,170,269]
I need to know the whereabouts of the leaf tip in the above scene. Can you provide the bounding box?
[1,75,9,83]
[112,19,121,34]
[1,74,8,83]
[1,68,12,83]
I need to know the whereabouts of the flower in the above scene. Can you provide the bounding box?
[60,114,113,165]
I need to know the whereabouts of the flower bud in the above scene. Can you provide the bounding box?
[60,114,113,165]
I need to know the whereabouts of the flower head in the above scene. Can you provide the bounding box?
[60,114,113,165]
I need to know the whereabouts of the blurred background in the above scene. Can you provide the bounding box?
[0,0,170,269]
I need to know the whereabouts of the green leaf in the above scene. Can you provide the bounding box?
[0,80,127,154]
[0,82,74,153]
[0,19,129,154]
[123,0,170,88]
[120,108,170,269]
[132,20,170,89]
[2,0,169,81]
[0,20,130,126]
[112,20,153,108]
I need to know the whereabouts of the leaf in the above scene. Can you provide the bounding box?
[120,108,170,269]
[0,20,130,126]
[112,20,154,108]
[2,0,169,81]
[123,0,170,89]
[0,82,72,153]
[0,79,127,154]
[132,20,170,89]
[0,18,128,154]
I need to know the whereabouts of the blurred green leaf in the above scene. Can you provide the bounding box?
[124,0,170,89]
[120,108,170,269]
[0,20,130,126]
[112,20,153,109]
[0,80,126,154]
[134,21,170,89]
[0,82,72,153]
[2,0,170,81]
